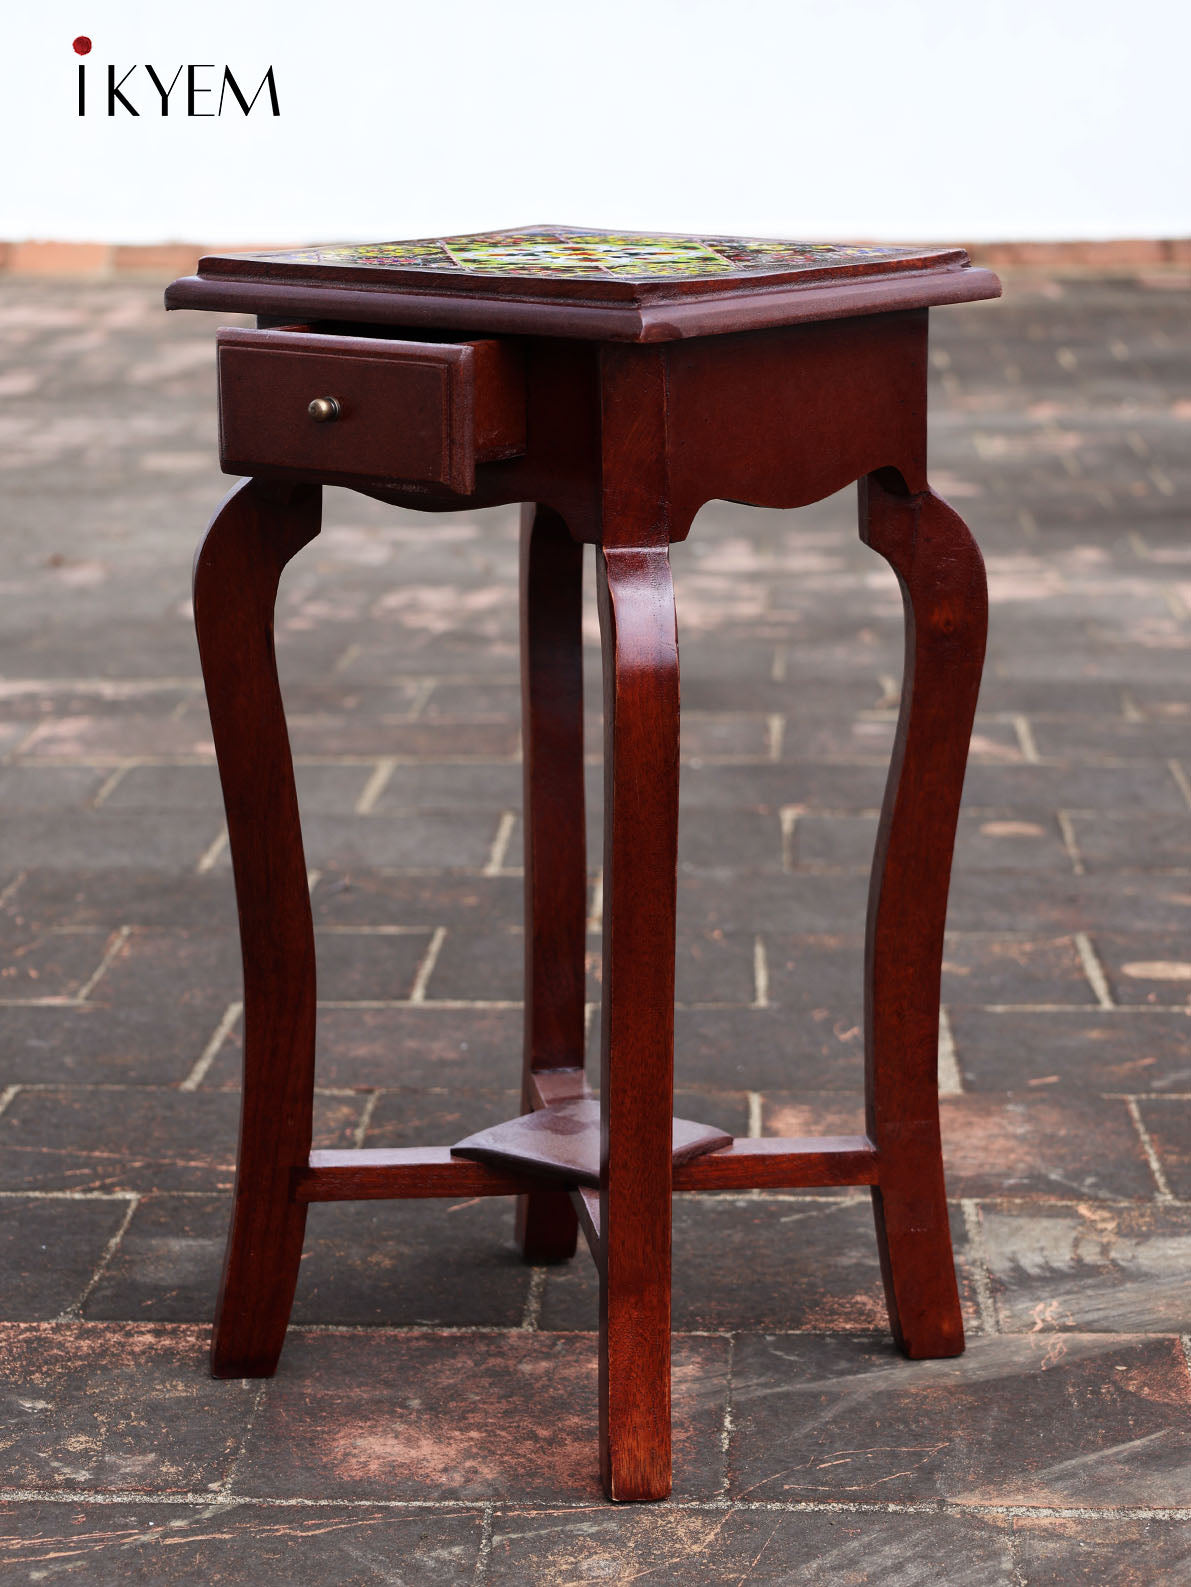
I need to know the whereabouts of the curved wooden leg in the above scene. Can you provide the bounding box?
[859,472,987,1359]
[516,503,587,1262]
[596,545,680,1502]
[194,478,322,1378]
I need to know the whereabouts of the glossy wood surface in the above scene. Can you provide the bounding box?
[218,327,525,491]
[168,232,999,343]
[671,1135,879,1190]
[596,534,681,1501]
[296,1147,538,1202]
[251,315,932,544]
[859,471,988,1358]
[516,505,587,1261]
[180,251,996,1499]
[294,1136,879,1202]
[192,478,321,1379]
[452,1099,731,1186]
[666,314,928,522]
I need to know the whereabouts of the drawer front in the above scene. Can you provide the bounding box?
[217,328,524,493]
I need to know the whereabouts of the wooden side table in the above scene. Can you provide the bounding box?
[167,226,1000,1502]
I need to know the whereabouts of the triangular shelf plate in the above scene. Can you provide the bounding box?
[450,1099,733,1188]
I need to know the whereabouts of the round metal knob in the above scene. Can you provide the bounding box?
[308,396,341,423]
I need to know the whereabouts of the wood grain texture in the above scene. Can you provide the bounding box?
[167,261,1000,343]
[671,1136,878,1190]
[666,313,928,527]
[192,478,321,1378]
[596,534,681,1502]
[330,318,931,543]
[217,326,525,492]
[515,505,587,1262]
[860,471,989,1359]
[295,1135,878,1201]
[296,1147,537,1202]
[180,259,997,1498]
[452,1099,731,1186]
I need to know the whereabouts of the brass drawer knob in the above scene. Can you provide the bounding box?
[308,396,341,423]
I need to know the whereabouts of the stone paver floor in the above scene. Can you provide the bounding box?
[0,274,1189,1581]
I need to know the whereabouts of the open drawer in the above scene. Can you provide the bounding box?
[216,326,526,493]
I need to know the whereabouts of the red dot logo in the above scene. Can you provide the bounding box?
[72,36,92,55]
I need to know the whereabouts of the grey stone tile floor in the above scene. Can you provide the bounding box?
[0,273,1189,1581]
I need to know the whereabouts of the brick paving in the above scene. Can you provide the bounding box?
[0,274,1189,1582]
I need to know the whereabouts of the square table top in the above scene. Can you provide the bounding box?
[167,224,1000,342]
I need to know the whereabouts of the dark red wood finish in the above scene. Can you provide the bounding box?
[293,1135,879,1203]
[168,227,998,344]
[516,504,587,1262]
[451,1099,731,1187]
[596,539,681,1500]
[859,474,987,1357]
[173,239,998,1502]
[218,327,526,491]
[192,477,321,1378]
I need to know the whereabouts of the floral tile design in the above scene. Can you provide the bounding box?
[258,227,924,281]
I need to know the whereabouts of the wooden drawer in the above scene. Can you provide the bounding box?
[217,327,526,493]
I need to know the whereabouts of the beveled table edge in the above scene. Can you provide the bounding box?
[165,264,1002,342]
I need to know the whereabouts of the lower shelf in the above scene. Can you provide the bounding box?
[450,1097,733,1187]
[293,1134,878,1204]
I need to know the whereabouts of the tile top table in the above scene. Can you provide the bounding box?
[166,221,999,339]
[168,224,999,1502]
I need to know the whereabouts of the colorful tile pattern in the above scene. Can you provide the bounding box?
[259,228,922,282]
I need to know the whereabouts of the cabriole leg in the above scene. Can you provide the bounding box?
[859,471,988,1359]
[194,478,321,1378]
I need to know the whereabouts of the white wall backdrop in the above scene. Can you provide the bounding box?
[5,0,1188,244]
